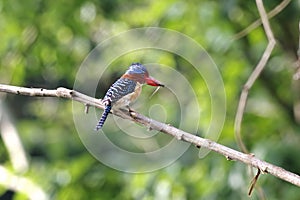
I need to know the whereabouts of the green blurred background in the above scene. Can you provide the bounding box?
[1,0,300,199]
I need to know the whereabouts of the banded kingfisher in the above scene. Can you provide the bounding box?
[95,63,164,130]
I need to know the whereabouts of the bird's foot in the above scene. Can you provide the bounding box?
[127,106,137,118]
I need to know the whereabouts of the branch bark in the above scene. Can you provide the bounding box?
[1,83,300,188]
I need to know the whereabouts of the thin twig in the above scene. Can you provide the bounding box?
[232,0,291,40]
[234,0,276,153]
[0,83,300,187]
[234,0,277,197]
[248,169,261,196]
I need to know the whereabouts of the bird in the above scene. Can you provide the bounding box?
[95,63,164,130]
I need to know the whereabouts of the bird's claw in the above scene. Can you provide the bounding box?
[128,108,137,118]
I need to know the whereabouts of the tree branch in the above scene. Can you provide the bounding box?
[232,0,291,40]
[0,165,48,200]
[0,101,28,173]
[234,1,277,195]
[1,83,300,188]
[234,0,276,153]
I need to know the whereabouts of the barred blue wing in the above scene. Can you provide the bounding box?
[102,78,137,105]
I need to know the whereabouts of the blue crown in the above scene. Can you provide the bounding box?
[126,63,148,75]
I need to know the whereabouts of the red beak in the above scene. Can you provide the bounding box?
[145,76,164,87]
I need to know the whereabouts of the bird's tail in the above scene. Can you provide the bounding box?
[95,104,112,130]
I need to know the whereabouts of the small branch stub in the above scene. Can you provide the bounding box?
[84,104,90,114]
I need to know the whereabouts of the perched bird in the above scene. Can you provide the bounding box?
[95,63,164,130]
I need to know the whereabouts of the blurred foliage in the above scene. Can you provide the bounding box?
[1,0,300,199]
